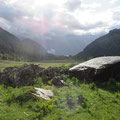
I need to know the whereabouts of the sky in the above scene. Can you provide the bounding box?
[0,0,120,55]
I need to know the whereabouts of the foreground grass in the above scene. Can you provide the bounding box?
[43,83,120,120]
[0,85,55,120]
[0,61,120,120]
[0,82,120,120]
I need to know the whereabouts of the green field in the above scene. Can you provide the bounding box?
[0,60,120,120]
[0,60,77,71]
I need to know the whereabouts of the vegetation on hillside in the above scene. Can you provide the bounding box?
[0,61,120,120]
[75,29,120,60]
[0,77,120,120]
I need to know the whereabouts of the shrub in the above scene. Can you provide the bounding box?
[116,82,120,91]
[107,78,120,91]
[107,78,117,85]
[71,77,79,85]
[29,99,56,119]
[34,77,43,88]
[115,92,120,98]
[89,83,97,90]
[5,86,37,105]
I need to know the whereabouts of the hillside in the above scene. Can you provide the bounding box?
[0,27,21,55]
[0,27,48,61]
[20,39,47,61]
[75,29,120,59]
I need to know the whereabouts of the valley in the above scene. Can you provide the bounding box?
[0,2,120,119]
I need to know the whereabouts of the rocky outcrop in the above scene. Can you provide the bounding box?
[69,56,120,82]
[0,64,44,87]
[39,67,67,86]
[39,67,62,83]
[0,64,68,87]
[33,87,54,100]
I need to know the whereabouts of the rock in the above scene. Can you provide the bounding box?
[0,64,69,87]
[0,64,44,87]
[39,67,64,84]
[69,56,120,82]
[33,87,54,100]
[52,75,65,87]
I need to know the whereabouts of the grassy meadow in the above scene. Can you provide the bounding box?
[0,60,77,71]
[0,60,120,120]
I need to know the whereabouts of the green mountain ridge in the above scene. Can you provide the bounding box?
[0,27,48,61]
[75,29,120,59]
[0,27,69,61]
[0,27,21,54]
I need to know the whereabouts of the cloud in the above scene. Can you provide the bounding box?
[0,0,120,56]
[113,10,120,21]
[0,0,120,54]
[0,2,28,22]
[65,0,81,11]
[47,49,56,54]
[0,17,10,29]
[110,0,118,4]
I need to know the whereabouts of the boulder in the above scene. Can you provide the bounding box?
[69,56,120,82]
[33,87,54,100]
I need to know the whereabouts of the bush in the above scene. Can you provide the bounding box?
[107,78,120,91]
[29,99,56,119]
[5,86,37,105]
[34,77,43,88]
[116,82,120,91]
[71,77,79,85]
[89,83,97,90]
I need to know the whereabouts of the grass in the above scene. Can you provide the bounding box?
[0,60,120,120]
[0,85,55,120]
[43,83,120,120]
[0,81,120,120]
[0,60,77,71]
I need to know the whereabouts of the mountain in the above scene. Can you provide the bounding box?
[45,34,85,55]
[20,39,47,61]
[0,27,47,61]
[0,27,21,55]
[75,29,120,59]
[43,33,101,55]
[21,39,46,54]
